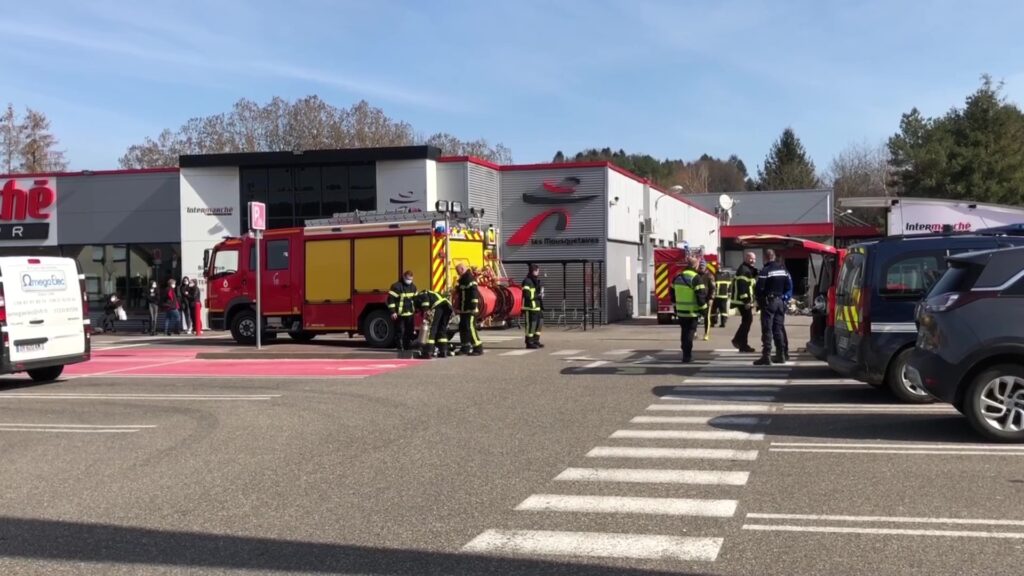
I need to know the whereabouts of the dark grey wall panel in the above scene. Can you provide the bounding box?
[686,189,834,225]
[58,172,181,244]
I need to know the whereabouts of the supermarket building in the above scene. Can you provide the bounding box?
[0,146,719,325]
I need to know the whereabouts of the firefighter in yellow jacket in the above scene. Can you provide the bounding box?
[671,257,708,363]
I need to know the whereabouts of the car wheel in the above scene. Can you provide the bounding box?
[964,365,1024,442]
[886,348,934,404]
[288,331,316,343]
[230,310,258,345]
[27,365,64,383]
[363,309,394,348]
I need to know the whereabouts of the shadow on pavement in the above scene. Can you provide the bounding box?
[733,412,983,443]
[0,516,708,576]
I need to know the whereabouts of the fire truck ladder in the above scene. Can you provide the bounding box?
[304,210,450,227]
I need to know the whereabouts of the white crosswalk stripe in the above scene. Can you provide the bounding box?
[587,446,760,460]
[516,494,738,517]
[550,349,584,356]
[630,415,768,425]
[610,429,766,441]
[499,349,536,356]
[554,467,750,486]
[462,530,723,562]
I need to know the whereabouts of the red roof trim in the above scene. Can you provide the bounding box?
[0,166,180,179]
[723,223,834,238]
[834,225,882,237]
[437,156,502,170]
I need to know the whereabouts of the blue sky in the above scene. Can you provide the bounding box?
[3,0,1023,174]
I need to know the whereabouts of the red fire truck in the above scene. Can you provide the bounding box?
[654,247,717,324]
[204,211,522,346]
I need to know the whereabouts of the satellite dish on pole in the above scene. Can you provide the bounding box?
[718,194,734,211]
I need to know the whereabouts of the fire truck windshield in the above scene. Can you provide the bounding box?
[209,248,239,277]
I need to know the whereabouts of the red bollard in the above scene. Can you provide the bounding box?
[193,301,203,336]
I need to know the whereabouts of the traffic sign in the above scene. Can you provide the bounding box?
[249,201,267,231]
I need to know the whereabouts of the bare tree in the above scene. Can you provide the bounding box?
[1,104,25,173]
[826,142,891,199]
[423,132,513,164]
[19,108,67,173]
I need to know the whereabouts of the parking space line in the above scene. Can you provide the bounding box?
[0,423,155,428]
[515,494,738,517]
[587,446,759,460]
[555,467,750,486]
[0,393,280,401]
[746,512,1024,527]
[771,442,1024,451]
[770,448,1024,456]
[603,349,634,356]
[462,529,723,562]
[74,358,193,378]
[0,427,141,433]
[551,349,584,356]
[630,415,768,425]
[611,430,766,441]
[92,343,153,351]
[742,524,1024,539]
[500,350,536,356]
[647,404,774,413]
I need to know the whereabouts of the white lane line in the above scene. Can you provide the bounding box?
[742,524,1024,539]
[551,349,584,356]
[0,423,155,428]
[92,343,152,351]
[82,358,193,377]
[746,513,1024,527]
[582,360,610,369]
[0,427,140,433]
[587,446,759,461]
[784,403,950,409]
[603,349,634,356]
[630,415,767,425]
[647,403,773,413]
[462,529,723,562]
[770,448,1024,456]
[660,395,777,402]
[674,386,782,392]
[516,494,737,517]
[781,406,957,413]
[611,429,766,441]
[0,393,279,401]
[555,467,750,486]
[681,378,789,385]
[771,442,1024,451]
[500,349,536,356]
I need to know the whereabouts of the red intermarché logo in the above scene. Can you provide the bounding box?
[1,179,55,221]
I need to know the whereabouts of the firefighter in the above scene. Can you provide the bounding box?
[415,289,453,359]
[698,260,716,340]
[731,251,758,353]
[387,270,418,351]
[713,270,732,329]
[753,249,793,365]
[522,264,544,348]
[671,256,708,363]
[455,263,484,356]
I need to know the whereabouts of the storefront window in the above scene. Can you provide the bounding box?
[129,244,181,309]
[65,245,129,313]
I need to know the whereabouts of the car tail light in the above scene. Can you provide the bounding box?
[79,274,91,332]
[924,291,994,313]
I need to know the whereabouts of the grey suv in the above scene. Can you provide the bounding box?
[908,245,1024,442]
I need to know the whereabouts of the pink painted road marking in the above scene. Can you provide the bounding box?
[64,347,417,379]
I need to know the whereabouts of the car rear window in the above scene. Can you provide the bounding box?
[880,254,942,298]
[928,262,983,296]
[836,252,865,303]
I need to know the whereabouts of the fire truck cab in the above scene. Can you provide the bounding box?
[204,210,521,347]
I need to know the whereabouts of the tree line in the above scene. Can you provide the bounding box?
[7,76,1022,207]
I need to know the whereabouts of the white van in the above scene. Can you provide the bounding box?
[0,256,91,382]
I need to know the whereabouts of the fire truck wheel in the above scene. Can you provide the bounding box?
[288,331,317,343]
[363,309,395,348]
[231,310,258,345]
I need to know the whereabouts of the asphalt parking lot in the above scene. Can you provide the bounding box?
[1,317,1021,575]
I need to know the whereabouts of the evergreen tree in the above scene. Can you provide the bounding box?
[0,104,23,174]
[757,128,820,190]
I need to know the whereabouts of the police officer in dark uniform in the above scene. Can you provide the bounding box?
[671,256,708,363]
[753,249,793,365]
[522,264,545,349]
[731,251,758,353]
[415,289,453,359]
[387,271,418,351]
[455,263,484,356]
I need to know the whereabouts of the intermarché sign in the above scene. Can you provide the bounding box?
[0,178,56,241]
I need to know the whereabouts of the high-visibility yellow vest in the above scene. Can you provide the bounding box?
[673,270,706,318]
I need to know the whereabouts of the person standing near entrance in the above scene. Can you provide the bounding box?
[522,264,545,349]
[455,264,483,356]
[753,249,792,365]
[145,280,160,335]
[179,276,194,335]
[671,257,708,363]
[164,279,182,336]
[731,252,758,353]
[387,271,418,351]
